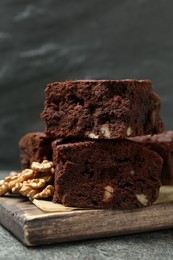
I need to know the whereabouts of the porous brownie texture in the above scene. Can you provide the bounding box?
[41,80,164,139]
[19,132,54,169]
[131,131,173,185]
[52,140,163,209]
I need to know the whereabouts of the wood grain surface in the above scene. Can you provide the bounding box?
[0,196,173,246]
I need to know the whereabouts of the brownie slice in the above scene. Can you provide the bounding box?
[41,80,164,139]
[52,140,163,209]
[19,132,54,169]
[130,131,173,185]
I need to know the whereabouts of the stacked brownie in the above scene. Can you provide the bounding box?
[19,80,166,209]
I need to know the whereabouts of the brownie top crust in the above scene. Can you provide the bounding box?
[19,132,46,146]
[45,79,152,97]
[19,132,48,146]
[52,138,162,161]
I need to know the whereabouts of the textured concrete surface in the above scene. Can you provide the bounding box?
[1,0,173,169]
[0,222,173,260]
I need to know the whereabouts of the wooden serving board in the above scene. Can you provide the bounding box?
[0,196,173,246]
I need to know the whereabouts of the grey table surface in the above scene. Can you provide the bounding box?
[0,172,173,260]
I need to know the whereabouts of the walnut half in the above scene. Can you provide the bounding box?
[102,185,114,203]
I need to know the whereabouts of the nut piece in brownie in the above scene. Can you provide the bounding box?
[19,132,54,169]
[52,140,163,209]
[41,80,164,139]
[130,131,173,185]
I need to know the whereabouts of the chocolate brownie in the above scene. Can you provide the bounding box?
[41,80,164,139]
[131,131,173,185]
[19,132,54,169]
[52,139,163,209]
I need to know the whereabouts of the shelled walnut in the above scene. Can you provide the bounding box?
[0,160,55,200]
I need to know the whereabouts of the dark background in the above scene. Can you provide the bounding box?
[0,0,173,170]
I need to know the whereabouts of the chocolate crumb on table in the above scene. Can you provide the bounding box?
[130,131,173,185]
[52,139,163,209]
[41,80,164,139]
